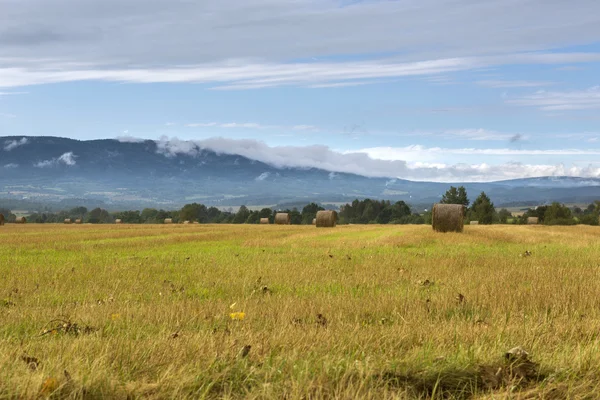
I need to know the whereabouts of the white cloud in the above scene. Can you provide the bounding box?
[476,80,554,88]
[1,52,599,90]
[359,146,600,158]
[255,172,270,181]
[34,159,55,168]
[556,66,585,71]
[34,152,77,168]
[442,129,525,141]
[57,152,76,165]
[3,163,18,169]
[152,136,600,182]
[2,0,600,67]
[3,137,28,151]
[186,121,321,132]
[507,86,600,111]
[116,136,145,143]
[0,91,28,95]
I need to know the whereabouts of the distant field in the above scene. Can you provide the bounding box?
[1,224,600,399]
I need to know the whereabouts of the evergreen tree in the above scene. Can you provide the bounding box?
[470,192,495,224]
[441,186,469,207]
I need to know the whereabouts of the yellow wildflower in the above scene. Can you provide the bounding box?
[229,312,246,320]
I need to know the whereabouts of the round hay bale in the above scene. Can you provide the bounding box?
[432,204,464,233]
[312,218,316,225]
[64,218,72,224]
[75,219,82,224]
[274,213,290,225]
[469,221,479,225]
[164,218,173,224]
[15,217,26,224]
[316,210,337,228]
[259,218,270,224]
[527,217,539,225]
[0,213,5,226]
[115,219,122,224]
[183,220,190,224]
[193,221,200,224]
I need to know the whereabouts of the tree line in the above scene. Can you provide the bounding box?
[1,186,598,226]
[438,186,600,226]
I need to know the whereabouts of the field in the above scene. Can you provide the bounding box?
[1,224,600,399]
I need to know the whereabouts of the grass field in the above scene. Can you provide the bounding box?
[1,224,600,399]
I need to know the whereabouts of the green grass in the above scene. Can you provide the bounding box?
[1,224,600,399]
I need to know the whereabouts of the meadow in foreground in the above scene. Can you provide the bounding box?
[1,224,600,399]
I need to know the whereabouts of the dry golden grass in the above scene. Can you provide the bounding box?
[1,224,600,399]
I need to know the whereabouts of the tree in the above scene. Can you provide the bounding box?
[470,192,495,224]
[140,208,159,223]
[301,203,324,225]
[497,208,512,224]
[544,202,575,225]
[113,210,141,223]
[180,203,207,223]
[441,186,469,207]
[391,201,411,221]
[233,206,250,224]
[290,208,303,225]
[69,207,88,218]
[87,208,112,224]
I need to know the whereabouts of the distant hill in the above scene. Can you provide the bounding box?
[1,136,599,210]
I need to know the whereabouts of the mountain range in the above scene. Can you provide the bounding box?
[1,136,599,211]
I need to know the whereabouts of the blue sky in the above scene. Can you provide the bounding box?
[1,0,600,181]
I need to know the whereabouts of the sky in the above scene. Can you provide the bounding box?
[1,0,600,182]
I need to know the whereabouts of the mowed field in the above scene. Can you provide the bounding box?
[1,224,600,399]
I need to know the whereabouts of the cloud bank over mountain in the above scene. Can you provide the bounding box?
[150,136,600,182]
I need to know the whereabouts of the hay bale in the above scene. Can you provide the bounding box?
[0,213,4,226]
[432,204,464,233]
[15,217,26,224]
[193,221,200,224]
[312,218,316,225]
[64,218,72,224]
[183,220,190,224]
[274,213,290,225]
[469,221,479,225]
[316,210,337,228]
[164,218,173,224]
[115,219,122,224]
[75,219,82,224]
[527,217,539,225]
[260,218,270,224]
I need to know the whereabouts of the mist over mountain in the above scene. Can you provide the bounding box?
[1,136,599,210]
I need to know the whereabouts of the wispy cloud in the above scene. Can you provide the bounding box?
[186,121,320,132]
[255,172,270,181]
[476,80,554,88]
[556,66,584,71]
[3,163,18,169]
[1,52,600,90]
[442,129,525,141]
[3,137,29,151]
[34,152,77,168]
[152,136,600,182]
[507,86,600,111]
[0,91,28,95]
